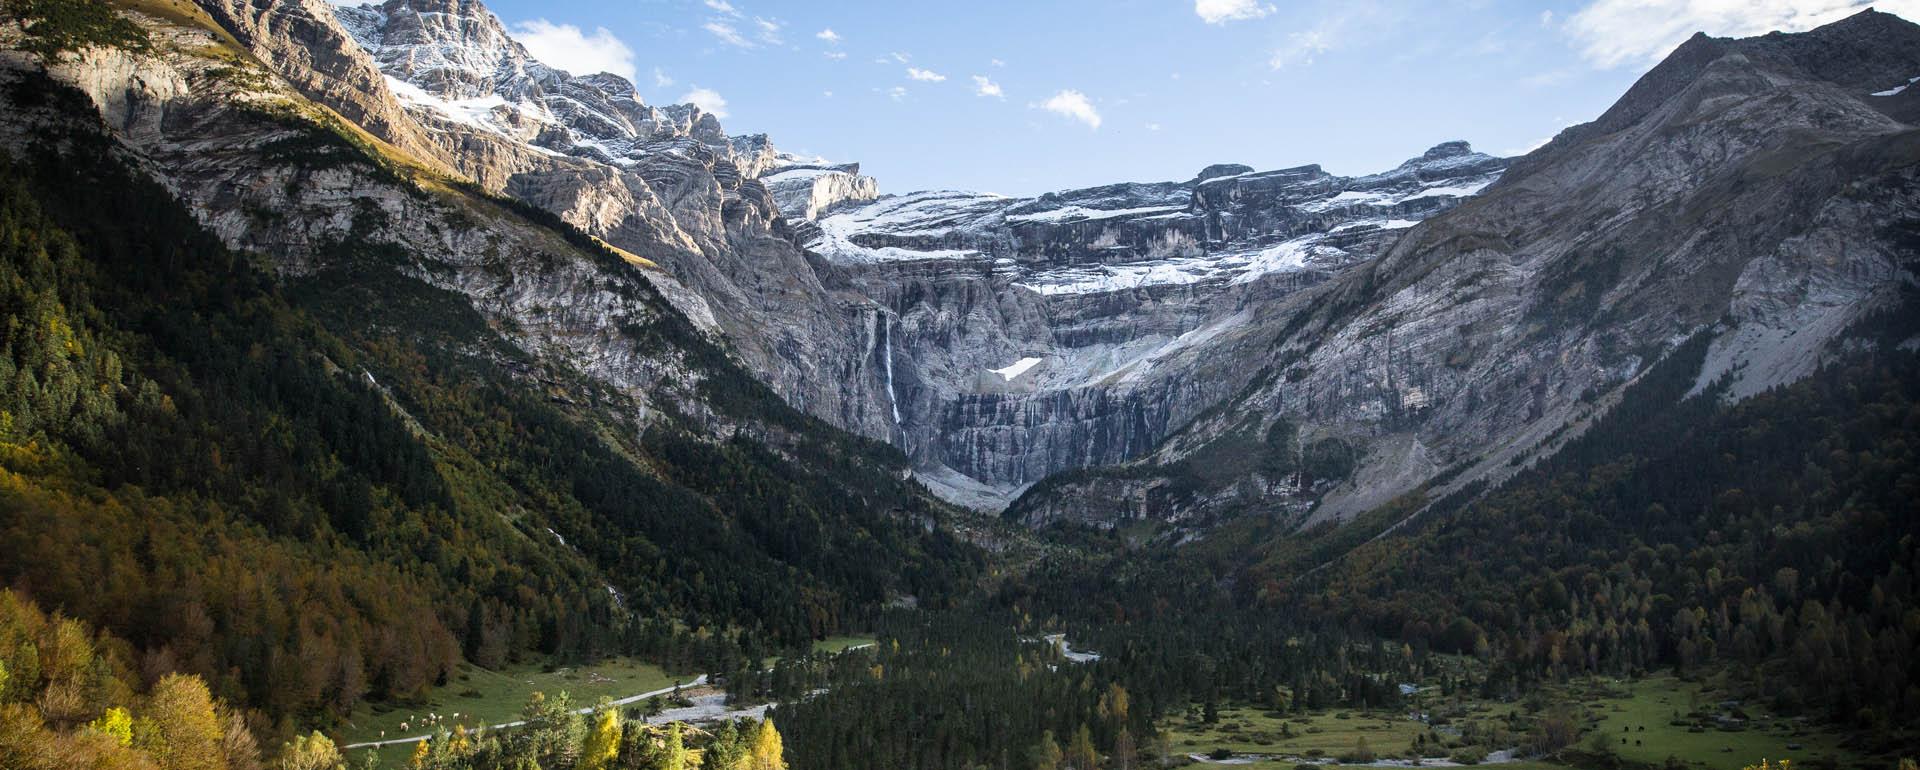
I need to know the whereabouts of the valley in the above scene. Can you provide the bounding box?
[0,1,1915,770]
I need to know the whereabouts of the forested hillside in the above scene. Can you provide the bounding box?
[0,68,980,737]
[1013,319,1920,747]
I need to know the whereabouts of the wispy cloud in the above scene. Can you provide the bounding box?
[703,0,740,17]
[1036,89,1101,129]
[1268,27,1334,69]
[652,67,674,88]
[990,58,1006,67]
[1564,0,1900,68]
[508,20,637,83]
[680,86,729,118]
[972,75,1003,98]
[752,16,783,44]
[703,20,752,47]
[888,86,908,101]
[907,67,946,82]
[890,51,911,63]
[824,51,847,60]
[816,28,840,43]
[1266,4,1386,70]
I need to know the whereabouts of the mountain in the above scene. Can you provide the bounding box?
[208,0,1512,511]
[1008,8,1920,531]
[0,0,981,728]
[5,0,1920,767]
[796,141,1506,507]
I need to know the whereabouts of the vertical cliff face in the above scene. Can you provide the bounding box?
[70,0,1915,527]
[187,0,1511,510]
[203,0,912,443]
[1008,9,1920,531]
[792,146,1507,506]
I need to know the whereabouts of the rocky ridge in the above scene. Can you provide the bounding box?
[796,142,1506,507]
[1009,9,1920,531]
[205,0,1507,510]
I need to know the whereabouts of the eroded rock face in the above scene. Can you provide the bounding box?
[797,146,1506,506]
[84,0,1918,529]
[1010,9,1920,531]
[314,0,909,441]
[266,0,1511,509]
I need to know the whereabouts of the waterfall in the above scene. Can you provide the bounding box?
[883,315,901,425]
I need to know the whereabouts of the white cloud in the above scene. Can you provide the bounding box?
[972,75,1003,98]
[823,90,834,97]
[509,20,637,83]
[704,0,740,17]
[1565,0,1917,68]
[890,51,911,63]
[907,67,946,82]
[1539,9,1555,26]
[1268,27,1334,68]
[990,58,1006,67]
[1145,122,1163,131]
[680,86,729,118]
[1265,5,1386,70]
[1036,89,1101,129]
[1195,0,1274,24]
[824,51,848,60]
[703,21,753,47]
[652,67,674,88]
[816,28,840,43]
[752,16,782,44]
[888,86,908,101]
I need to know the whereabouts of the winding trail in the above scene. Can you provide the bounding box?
[341,674,708,749]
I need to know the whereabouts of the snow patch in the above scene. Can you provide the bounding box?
[1005,204,1185,224]
[1872,75,1920,97]
[988,357,1043,380]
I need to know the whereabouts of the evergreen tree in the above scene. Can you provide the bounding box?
[701,720,747,770]
[1026,731,1061,770]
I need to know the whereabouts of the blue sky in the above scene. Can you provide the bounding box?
[483,0,1917,196]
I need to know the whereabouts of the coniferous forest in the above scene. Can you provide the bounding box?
[2,1,1919,770]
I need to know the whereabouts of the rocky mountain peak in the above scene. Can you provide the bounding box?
[338,0,534,98]
[1192,163,1254,183]
[1418,140,1474,160]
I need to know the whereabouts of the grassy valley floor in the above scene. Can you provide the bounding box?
[1161,674,1870,770]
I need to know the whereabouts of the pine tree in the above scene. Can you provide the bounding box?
[659,723,690,770]
[1111,729,1136,770]
[701,720,747,770]
[1027,731,1062,770]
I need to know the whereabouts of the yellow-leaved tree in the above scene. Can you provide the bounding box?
[142,674,227,770]
[88,707,134,747]
[576,705,621,770]
[746,719,785,770]
[273,732,342,770]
